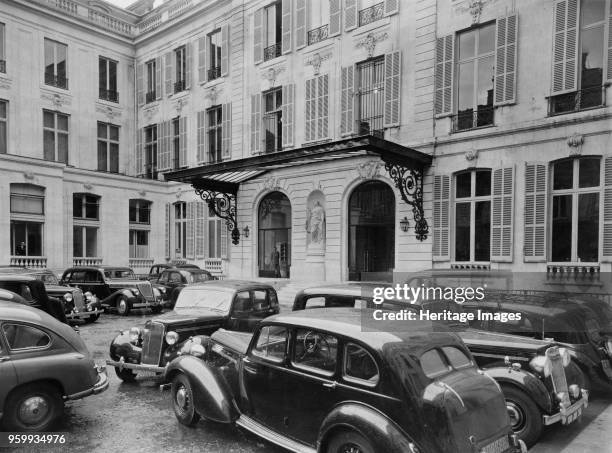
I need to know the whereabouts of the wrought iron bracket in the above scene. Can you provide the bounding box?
[384,162,429,241]
[194,187,240,245]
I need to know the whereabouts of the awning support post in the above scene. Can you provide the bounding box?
[194,187,240,245]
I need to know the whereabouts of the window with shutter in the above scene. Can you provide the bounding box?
[434,35,453,116]
[174,202,187,258]
[433,174,450,261]
[356,57,384,136]
[491,166,514,262]
[251,93,262,154]
[254,8,263,64]
[222,103,231,159]
[137,63,144,106]
[345,0,357,31]
[263,1,283,62]
[282,84,294,147]
[136,127,144,176]
[282,0,293,54]
[384,0,399,16]
[157,121,170,172]
[197,111,206,163]
[144,125,158,179]
[198,36,206,84]
[165,202,171,258]
[263,88,282,153]
[164,52,173,97]
[608,1,612,82]
[305,78,315,142]
[305,74,330,142]
[494,14,518,106]
[340,65,355,135]
[523,163,547,261]
[384,51,401,127]
[329,0,341,37]
[155,56,162,100]
[307,0,329,45]
[186,202,195,259]
[603,157,612,260]
[196,202,205,259]
[179,116,187,167]
[207,105,222,163]
[221,24,230,76]
[144,59,156,103]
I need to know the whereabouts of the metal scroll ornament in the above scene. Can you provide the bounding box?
[194,188,240,245]
[384,163,429,241]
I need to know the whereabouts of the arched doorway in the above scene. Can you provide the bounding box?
[348,181,395,281]
[258,192,291,278]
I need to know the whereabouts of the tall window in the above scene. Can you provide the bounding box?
[129,199,151,259]
[454,23,495,131]
[97,122,119,173]
[144,125,158,179]
[174,46,186,93]
[308,0,329,45]
[174,202,187,258]
[208,218,223,258]
[10,184,45,257]
[0,22,5,73]
[172,118,180,169]
[357,57,385,137]
[146,59,156,103]
[99,57,118,103]
[44,38,68,89]
[0,100,6,154]
[73,193,99,259]
[454,170,491,262]
[43,110,69,164]
[258,192,291,278]
[263,1,282,61]
[207,105,222,163]
[263,87,282,153]
[551,158,600,263]
[208,30,222,80]
[358,0,384,27]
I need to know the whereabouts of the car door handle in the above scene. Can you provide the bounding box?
[244,365,257,374]
[322,381,336,390]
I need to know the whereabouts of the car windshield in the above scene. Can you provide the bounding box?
[32,273,59,285]
[104,269,135,279]
[184,272,212,283]
[175,288,233,313]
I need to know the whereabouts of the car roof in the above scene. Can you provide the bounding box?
[0,300,52,322]
[64,266,133,272]
[0,288,27,304]
[181,279,274,291]
[296,283,386,298]
[0,274,38,282]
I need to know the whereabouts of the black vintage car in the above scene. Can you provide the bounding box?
[60,266,162,316]
[0,275,68,324]
[292,284,588,447]
[164,308,525,453]
[106,280,279,382]
[153,268,214,308]
[148,263,200,281]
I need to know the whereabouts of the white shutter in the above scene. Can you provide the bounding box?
[165,51,173,97]
[197,111,206,163]
[282,84,295,147]
[318,74,329,140]
[137,63,144,106]
[433,175,450,261]
[435,35,454,116]
[186,202,195,259]
[602,157,612,260]
[155,57,162,100]
[495,14,518,105]
[254,8,263,64]
[295,0,307,49]
[524,163,548,261]
[384,51,401,127]
[220,221,228,259]
[345,0,357,31]
[251,93,262,154]
[179,116,187,167]
[340,65,355,135]
[305,78,315,142]
[221,24,230,76]
[165,203,171,258]
[136,128,143,175]
[607,1,612,82]
[282,0,293,54]
[491,166,514,262]
[157,122,168,171]
[384,0,399,16]
[222,103,231,159]
[198,36,207,84]
[552,0,579,94]
[185,42,192,90]
[329,0,341,37]
[196,202,205,259]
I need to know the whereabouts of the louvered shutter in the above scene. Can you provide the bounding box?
[282,84,295,147]
[552,0,579,94]
[136,128,143,175]
[494,14,518,105]
[196,202,205,259]
[254,8,263,64]
[251,93,262,154]
[186,202,195,259]
[340,65,355,135]
[433,175,450,261]
[185,42,192,89]
[384,0,399,16]
[435,35,454,116]
[137,63,144,106]
[165,51,173,97]
[155,57,162,99]
[305,78,315,142]
[179,116,187,167]
[157,122,168,171]
[384,51,401,127]
[198,36,207,84]
[318,74,329,140]
[345,0,357,31]
[221,24,230,76]
[602,157,612,260]
[524,163,548,261]
[197,111,206,163]
[491,166,514,262]
[221,222,228,259]
[329,0,341,37]
[222,103,231,159]
[296,0,306,50]
[607,2,612,82]
[282,0,293,53]
[165,203,171,258]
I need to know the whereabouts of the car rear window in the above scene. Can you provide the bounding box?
[344,343,379,386]
[3,324,51,350]
[420,349,450,378]
[442,346,472,368]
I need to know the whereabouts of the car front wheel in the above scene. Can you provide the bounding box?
[3,383,63,432]
[327,431,375,453]
[172,374,200,426]
[502,385,543,448]
[116,296,130,316]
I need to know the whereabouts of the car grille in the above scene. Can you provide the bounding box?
[73,290,85,311]
[546,346,570,404]
[141,322,165,366]
[137,282,155,301]
[482,435,510,453]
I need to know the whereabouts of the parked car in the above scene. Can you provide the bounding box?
[60,266,162,316]
[292,284,588,447]
[164,308,526,453]
[0,275,68,324]
[148,263,200,281]
[153,268,214,308]
[0,301,108,431]
[106,280,279,382]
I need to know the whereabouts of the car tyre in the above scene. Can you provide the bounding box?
[327,431,375,453]
[3,383,63,432]
[116,296,130,316]
[114,367,137,382]
[172,374,200,426]
[502,385,543,448]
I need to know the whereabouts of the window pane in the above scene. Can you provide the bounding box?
[478,24,495,55]
[457,61,475,112]
[97,140,107,171]
[552,194,572,261]
[44,40,54,70]
[420,349,448,378]
[43,111,54,128]
[3,324,50,350]
[73,194,83,217]
[57,115,68,131]
[99,58,107,90]
[27,223,42,256]
[553,160,574,190]
[293,328,338,374]
[11,194,44,215]
[109,125,119,141]
[442,346,472,368]
[109,60,117,92]
[581,26,604,88]
[252,325,287,362]
[579,158,600,188]
[475,200,490,261]
[109,143,119,173]
[475,170,491,196]
[57,133,68,163]
[11,222,26,255]
[85,227,97,257]
[344,343,379,383]
[56,43,66,78]
[581,0,605,27]
[455,202,471,261]
[0,121,6,154]
[73,226,83,256]
[458,29,476,60]
[477,55,494,107]
[85,196,99,219]
[455,172,471,198]
[43,130,55,161]
[0,100,6,118]
[97,122,107,138]
[578,192,599,262]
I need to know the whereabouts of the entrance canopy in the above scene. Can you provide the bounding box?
[166,135,432,244]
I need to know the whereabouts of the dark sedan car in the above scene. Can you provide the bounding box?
[0,275,68,324]
[153,268,214,308]
[106,280,279,382]
[164,308,525,453]
[148,263,200,281]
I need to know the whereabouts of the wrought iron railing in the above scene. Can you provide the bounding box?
[359,2,384,26]
[145,91,156,103]
[207,66,221,81]
[44,73,68,89]
[174,79,186,93]
[451,106,495,132]
[0,60,5,73]
[264,42,282,62]
[99,88,119,103]
[548,86,606,116]
[263,112,282,153]
[308,24,329,45]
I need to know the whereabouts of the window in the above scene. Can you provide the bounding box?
[129,230,149,259]
[293,328,338,375]
[252,325,288,362]
[263,88,282,153]
[344,343,379,385]
[454,23,495,131]
[129,199,151,224]
[258,192,291,278]
[0,22,5,73]
[551,157,601,263]
[263,1,282,61]
[146,59,156,103]
[174,46,186,93]
[129,199,151,259]
[207,30,222,80]
[10,184,45,258]
[2,324,50,350]
[208,218,224,258]
[172,118,180,169]
[0,99,6,154]
[73,226,98,258]
[73,193,100,259]
[441,346,472,368]
[420,348,450,378]
[356,57,385,137]
[174,202,187,258]
[10,222,43,257]
[73,193,99,220]
[44,38,68,89]
[144,125,158,179]
[99,57,118,102]
[11,184,44,215]
[454,169,492,262]
[43,110,69,164]
[358,1,384,27]
[308,0,330,45]
[97,122,119,173]
[207,106,222,163]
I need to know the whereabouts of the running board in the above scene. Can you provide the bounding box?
[236,415,316,453]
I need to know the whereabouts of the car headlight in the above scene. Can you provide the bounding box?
[569,384,581,399]
[606,339,612,356]
[558,347,571,367]
[129,327,141,344]
[165,331,179,345]
[529,355,552,377]
[84,291,93,302]
[153,287,161,297]
[132,288,140,295]
[63,292,73,302]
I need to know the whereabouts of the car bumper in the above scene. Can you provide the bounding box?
[106,356,166,374]
[66,309,104,320]
[65,366,109,400]
[543,391,589,426]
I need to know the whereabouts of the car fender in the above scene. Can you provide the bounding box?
[318,402,419,453]
[484,367,553,413]
[165,355,239,423]
[109,330,142,364]
[102,289,137,306]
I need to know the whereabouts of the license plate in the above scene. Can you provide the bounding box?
[482,436,510,453]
